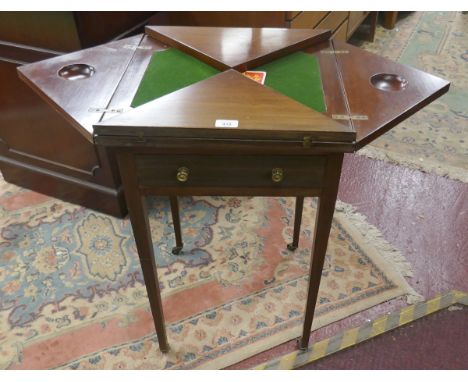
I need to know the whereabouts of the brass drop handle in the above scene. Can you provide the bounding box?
[176,167,190,183]
[271,168,284,183]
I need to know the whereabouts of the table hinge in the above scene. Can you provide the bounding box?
[123,44,152,50]
[88,107,126,114]
[332,114,369,121]
[321,50,350,54]
[303,136,313,148]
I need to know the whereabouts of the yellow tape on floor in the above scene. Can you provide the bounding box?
[253,290,467,370]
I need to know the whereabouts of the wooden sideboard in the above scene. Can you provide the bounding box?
[0,12,154,217]
[149,11,378,42]
[0,12,155,52]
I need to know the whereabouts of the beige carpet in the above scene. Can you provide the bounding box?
[0,174,419,369]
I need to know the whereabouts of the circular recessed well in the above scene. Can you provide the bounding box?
[370,73,408,92]
[58,64,95,80]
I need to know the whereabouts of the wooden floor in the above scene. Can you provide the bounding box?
[229,153,468,369]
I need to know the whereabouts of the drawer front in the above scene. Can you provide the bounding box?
[285,11,302,21]
[135,155,326,190]
[316,11,348,33]
[347,11,370,37]
[289,11,328,28]
[333,19,349,42]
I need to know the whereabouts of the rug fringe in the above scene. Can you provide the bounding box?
[335,201,424,304]
[356,146,468,184]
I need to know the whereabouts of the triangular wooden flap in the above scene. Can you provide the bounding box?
[17,35,145,141]
[333,40,450,149]
[145,25,331,71]
[95,69,355,143]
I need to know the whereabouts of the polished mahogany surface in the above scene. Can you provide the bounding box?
[333,40,450,148]
[18,27,450,153]
[145,25,331,71]
[0,61,101,177]
[95,69,354,144]
[0,41,60,65]
[307,40,352,133]
[17,35,144,140]
[0,56,126,216]
[134,153,327,195]
[100,35,167,123]
[148,11,292,29]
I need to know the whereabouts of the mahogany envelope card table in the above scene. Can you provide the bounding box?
[18,25,450,354]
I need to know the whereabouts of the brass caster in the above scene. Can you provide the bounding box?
[287,243,298,251]
[160,345,170,354]
[297,338,308,351]
[172,246,183,255]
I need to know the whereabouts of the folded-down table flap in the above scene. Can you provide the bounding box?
[332,40,450,149]
[17,34,162,142]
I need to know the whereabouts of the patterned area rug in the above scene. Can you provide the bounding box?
[0,175,420,370]
[353,11,468,183]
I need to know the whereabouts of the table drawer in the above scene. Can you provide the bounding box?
[135,154,326,190]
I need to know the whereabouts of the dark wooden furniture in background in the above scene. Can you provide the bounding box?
[0,12,155,52]
[149,11,378,42]
[19,24,449,353]
[382,11,399,29]
[0,12,154,217]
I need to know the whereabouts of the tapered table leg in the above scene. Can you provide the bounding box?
[299,154,343,350]
[170,195,184,254]
[287,196,304,251]
[368,11,378,42]
[117,151,170,353]
[383,11,398,30]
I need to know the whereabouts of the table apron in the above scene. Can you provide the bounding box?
[139,187,322,197]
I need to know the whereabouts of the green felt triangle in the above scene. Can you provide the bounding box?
[254,51,326,113]
[131,48,220,108]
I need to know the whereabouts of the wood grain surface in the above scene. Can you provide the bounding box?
[17,35,144,141]
[134,153,326,190]
[145,25,331,71]
[332,40,450,149]
[100,35,168,123]
[95,69,354,144]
